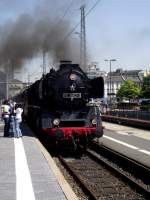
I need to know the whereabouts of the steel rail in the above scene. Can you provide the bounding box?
[89,141,150,198]
[59,145,149,199]
[58,155,98,200]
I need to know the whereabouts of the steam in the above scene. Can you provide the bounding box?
[0,13,80,71]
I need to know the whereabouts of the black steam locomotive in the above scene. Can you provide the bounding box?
[17,61,104,150]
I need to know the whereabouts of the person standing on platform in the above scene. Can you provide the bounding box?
[2,100,11,137]
[8,102,16,137]
[1,103,4,121]
[14,103,23,138]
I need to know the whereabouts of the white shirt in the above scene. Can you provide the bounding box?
[15,108,23,120]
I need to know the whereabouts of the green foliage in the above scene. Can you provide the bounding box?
[117,80,141,100]
[141,75,150,98]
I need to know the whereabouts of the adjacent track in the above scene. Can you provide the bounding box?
[102,115,150,130]
[58,143,149,199]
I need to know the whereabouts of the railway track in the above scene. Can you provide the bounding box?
[58,143,149,200]
[102,115,150,130]
[90,141,150,185]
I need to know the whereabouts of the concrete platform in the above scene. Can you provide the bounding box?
[99,122,150,168]
[0,122,78,200]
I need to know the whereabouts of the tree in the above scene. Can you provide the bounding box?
[117,80,141,101]
[141,75,150,98]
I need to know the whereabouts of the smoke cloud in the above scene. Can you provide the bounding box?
[0,3,80,72]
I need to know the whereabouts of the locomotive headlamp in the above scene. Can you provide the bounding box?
[91,118,97,126]
[70,74,76,81]
[53,118,60,126]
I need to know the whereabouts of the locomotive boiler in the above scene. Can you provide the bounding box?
[21,61,104,150]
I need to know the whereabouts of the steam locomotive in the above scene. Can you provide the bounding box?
[16,61,104,150]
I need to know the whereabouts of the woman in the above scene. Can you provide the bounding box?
[14,104,23,138]
[9,102,17,137]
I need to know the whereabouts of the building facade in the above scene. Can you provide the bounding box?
[105,69,150,103]
[86,64,150,104]
[8,79,27,98]
[0,71,6,100]
[0,71,27,100]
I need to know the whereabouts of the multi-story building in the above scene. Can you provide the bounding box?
[8,79,27,98]
[105,69,150,103]
[0,71,6,100]
[0,70,28,100]
[86,64,106,79]
[86,64,150,104]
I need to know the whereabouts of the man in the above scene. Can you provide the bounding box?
[2,100,11,137]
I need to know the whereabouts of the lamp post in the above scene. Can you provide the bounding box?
[104,59,116,106]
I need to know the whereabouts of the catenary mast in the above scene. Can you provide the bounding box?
[80,5,86,71]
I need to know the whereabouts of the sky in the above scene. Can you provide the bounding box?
[0,0,150,82]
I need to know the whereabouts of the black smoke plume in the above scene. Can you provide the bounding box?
[0,13,80,71]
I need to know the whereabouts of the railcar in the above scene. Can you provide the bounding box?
[19,61,104,150]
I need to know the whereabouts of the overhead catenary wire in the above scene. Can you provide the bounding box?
[25,0,101,81]
[60,0,75,21]
[47,0,75,31]
[62,0,102,42]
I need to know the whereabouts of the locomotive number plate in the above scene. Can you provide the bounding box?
[63,93,81,98]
